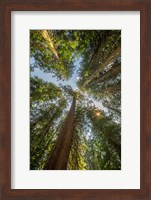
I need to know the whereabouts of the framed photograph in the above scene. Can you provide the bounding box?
[1,0,151,200]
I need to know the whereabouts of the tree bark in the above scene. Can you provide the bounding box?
[84,46,121,87]
[41,30,59,60]
[87,63,121,87]
[44,97,76,170]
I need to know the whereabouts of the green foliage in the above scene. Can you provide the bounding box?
[77,31,121,94]
[30,76,62,105]
[30,30,77,79]
[30,30,121,170]
[30,98,67,169]
[85,107,121,169]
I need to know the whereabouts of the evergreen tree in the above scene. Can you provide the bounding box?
[30,30,121,170]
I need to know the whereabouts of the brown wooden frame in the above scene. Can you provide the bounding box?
[0,0,151,199]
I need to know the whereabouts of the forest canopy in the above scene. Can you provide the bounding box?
[30,30,121,170]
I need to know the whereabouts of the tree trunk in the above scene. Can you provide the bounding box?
[87,63,121,88]
[31,108,61,154]
[84,46,121,87]
[41,30,59,60]
[44,97,76,170]
[100,82,121,94]
[105,105,121,115]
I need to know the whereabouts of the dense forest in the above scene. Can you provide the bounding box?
[30,30,121,170]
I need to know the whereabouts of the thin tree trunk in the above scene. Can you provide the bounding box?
[87,63,121,88]
[31,108,61,153]
[84,46,121,87]
[105,105,121,115]
[44,97,76,170]
[41,30,59,60]
[100,83,121,94]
